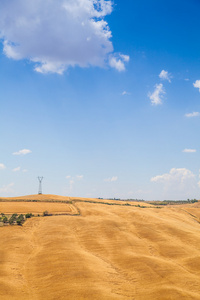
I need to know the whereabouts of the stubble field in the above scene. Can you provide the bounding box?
[0,194,200,299]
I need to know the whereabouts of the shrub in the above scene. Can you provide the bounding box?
[16,214,24,225]
[9,214,18,225]
[191,199,198,203]
[2,216,8,223]
[25,213,33,218]
[43,210,49,216]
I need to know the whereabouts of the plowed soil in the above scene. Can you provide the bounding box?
[0,194,200,299]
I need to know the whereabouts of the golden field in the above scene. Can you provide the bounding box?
[0,194,200,299]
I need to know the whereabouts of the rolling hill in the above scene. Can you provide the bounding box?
[0,194,200,299]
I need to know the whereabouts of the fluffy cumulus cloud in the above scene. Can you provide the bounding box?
[12,149,32,155]
[151,168,195,183]
[182,149,196,153]
[193,80,200,92]
[151,168,200,199]
[0,163,6,170]
[0,0,129,74]
[185,112,200,118]
[159,70,172,83]
[109,54,130,72]
[148,83,165,105]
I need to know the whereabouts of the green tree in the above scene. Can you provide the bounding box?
[9,214,18,225]
[16,214,24,225]
[25,213,33,218]
[3,216,8,223]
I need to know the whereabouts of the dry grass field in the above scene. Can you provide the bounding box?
[0,194,200,299]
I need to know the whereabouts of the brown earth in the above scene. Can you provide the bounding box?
[0,194,200,299]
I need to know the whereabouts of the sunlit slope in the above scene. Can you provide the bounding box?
[0,201,77,215]
[0,194,70,202]
[0,198,200,299]
[0,194,153,206]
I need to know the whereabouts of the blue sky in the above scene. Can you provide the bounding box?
[0,0,200,200]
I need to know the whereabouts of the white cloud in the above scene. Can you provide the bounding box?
[151,168,195,184]
[22,169,28,173]
[159,70,172,83]
[151,168,195,183]
[12,149,32,155]
[109,54,129,72]
[150,168,198,199]
[66,175,71,179]
[120,54,130,62]
[0,183,14,194]
[0,0,129,74]
[0,163,6,170]
[182,149,196,153]
[184,78,189,81]
[12,166,21,172]
[122,91,131,96]
[185,112,200,118]
[104,176,118,182]
[76,175,83,180]
[193,80,200,92]
[148,83,165,105]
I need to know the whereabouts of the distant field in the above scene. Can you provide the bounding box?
[0,194,200,299]
[0,202,76,215]
[0,193,153,207]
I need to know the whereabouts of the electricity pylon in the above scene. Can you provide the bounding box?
[38,177,43,194]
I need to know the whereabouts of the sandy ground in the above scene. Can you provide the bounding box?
[0,195,200,299]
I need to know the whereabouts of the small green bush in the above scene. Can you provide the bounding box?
[3,216,8,223]
[25,213,33,218]
[16,214,24,225]
[9,214,18,225]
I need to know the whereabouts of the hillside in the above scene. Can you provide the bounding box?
[0,195,200,299]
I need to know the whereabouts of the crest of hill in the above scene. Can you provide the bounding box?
[0,194,154,207]
[0,195,199,209]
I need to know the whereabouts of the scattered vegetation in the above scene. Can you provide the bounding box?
[149,199,198,206]
[0,212,34,227]
[43,210,49,216]
[9,214,18,225]
[2,216,8,224]
[16,214,24,226]
[0,196,198,229]
[25,213,33,218]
